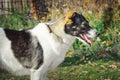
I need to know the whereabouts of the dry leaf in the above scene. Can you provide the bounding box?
[109,64,117,69]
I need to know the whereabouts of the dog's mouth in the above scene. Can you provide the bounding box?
[78,34,92,45]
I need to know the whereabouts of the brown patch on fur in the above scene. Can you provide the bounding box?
[30,3,38,20]
[65,11,74,24]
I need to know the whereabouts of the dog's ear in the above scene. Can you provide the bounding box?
[65,11,77,24]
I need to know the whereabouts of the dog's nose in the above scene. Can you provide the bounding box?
[96,32,100,36]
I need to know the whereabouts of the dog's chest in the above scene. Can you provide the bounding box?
[49,51,65,70]
[42,37,69,70]
[30,24,74,70]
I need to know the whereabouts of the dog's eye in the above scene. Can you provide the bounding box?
[72,26,76,29]
[66,26,71,30]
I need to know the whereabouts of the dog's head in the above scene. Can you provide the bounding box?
[64,11,100,45]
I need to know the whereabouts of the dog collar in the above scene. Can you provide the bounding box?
[46,24,52,33]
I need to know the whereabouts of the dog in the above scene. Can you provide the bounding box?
[0,11,100,80]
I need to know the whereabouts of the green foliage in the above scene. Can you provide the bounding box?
[72,6,120,61]
[0,13,37,30]
[0,3,120,80]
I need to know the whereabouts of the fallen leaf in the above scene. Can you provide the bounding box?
[100,65,107,70]
[66,51,73,57]
[109,64,117,69]
[98,52,106,56]
[88,61,96,67]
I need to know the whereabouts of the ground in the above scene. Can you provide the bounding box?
[0,58,120,80]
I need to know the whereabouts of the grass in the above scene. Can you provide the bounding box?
[0,13,37,30]
[0,4,120,80]
[0,59,120,80]
[49,60,120,80]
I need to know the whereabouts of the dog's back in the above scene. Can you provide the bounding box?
[0,28,6,46]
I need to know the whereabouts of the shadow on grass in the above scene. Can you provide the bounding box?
[61,54,120,67]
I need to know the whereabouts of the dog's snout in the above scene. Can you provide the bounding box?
[96,32,100,36]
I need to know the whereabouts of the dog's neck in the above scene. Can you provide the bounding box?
[48,18,75,44]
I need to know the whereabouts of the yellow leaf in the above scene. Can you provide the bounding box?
[88,61,96,67]
[66,51,73,57]
[100,65,107,70]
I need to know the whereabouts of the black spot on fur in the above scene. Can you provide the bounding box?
[4,29,43,69]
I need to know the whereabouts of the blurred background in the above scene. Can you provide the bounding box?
[0,0,120,80]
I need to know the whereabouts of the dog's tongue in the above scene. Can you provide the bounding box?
[82,34,92,44]
[84,34,92,44]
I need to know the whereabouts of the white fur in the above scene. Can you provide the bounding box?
[0,22,98,80]
[29,23,75,80]
[0,23,75,80]
[87,29,98,38]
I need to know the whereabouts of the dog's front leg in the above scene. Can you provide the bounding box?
[30,66,48,80]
